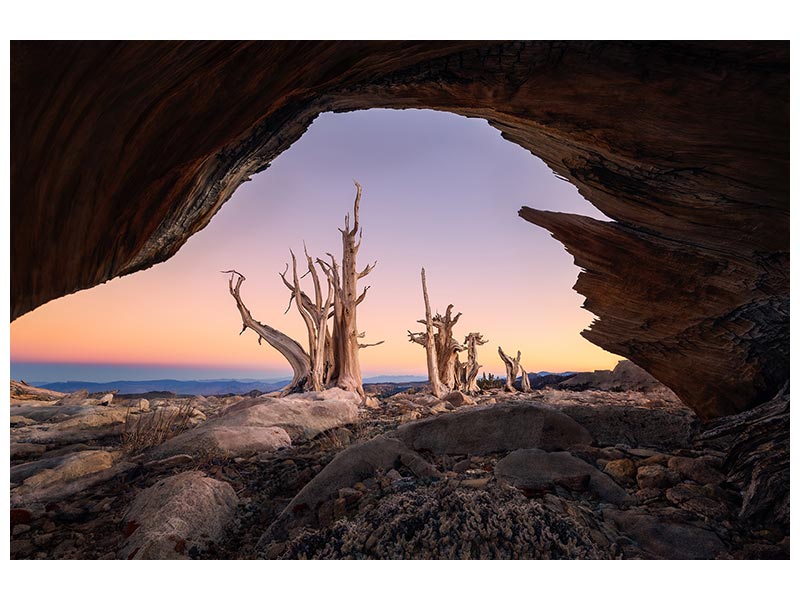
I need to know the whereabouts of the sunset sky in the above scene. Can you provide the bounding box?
[10,108,620,383]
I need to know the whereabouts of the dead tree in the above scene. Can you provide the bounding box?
[408,268,447,398]
[410,305,464,392]
[288,249,333,391]
[463,332,488,393]
[498,346,523,393]
[316,180,381,397]
[224,180,380,397]
[223,270,311,393]
[519,363,531,392]
[409,272,488,396]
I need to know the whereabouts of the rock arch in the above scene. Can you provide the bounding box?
[10,41,788,419]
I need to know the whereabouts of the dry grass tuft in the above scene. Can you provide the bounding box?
[121,399,194,454]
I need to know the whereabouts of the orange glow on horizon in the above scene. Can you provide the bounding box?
[10,109,623,379]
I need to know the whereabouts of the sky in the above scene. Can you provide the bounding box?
[10,108,621,383]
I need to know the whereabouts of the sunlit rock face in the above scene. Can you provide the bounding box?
[10,41,788,419]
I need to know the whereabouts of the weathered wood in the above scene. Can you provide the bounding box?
[222,270,310,393]
[519,363,531,393]
[463,332,488,393]
[425,305,464,391]
[224,184,378,397]
[318,181,380,397]
[288,250,333,391]
[415,268,446,398]
[498,347,523,393]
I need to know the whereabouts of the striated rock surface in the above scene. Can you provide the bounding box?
[694,385,789,532]
[519,208,787,420]
[10,42,788,419]
[11,450,125,506]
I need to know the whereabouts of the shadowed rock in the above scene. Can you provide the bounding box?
[560,360,663,392]
[260,435,439,545]
[603,508,726,559]
[495,449,631,505]
[391,403,593,455]
[11,450,130,506]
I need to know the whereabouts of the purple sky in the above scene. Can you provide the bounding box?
[11,108,620,382]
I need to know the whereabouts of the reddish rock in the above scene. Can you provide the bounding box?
[10,508,32,526]
[636,465,679,490]
[667,456,725,486]
[603,459,637,483]
[441,391,475,408]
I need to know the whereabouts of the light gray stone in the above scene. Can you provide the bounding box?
[119,471,237,559]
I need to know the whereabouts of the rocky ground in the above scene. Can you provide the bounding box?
[9,380,789,560]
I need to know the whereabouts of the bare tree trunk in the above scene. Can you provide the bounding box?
[320,181,380,397]
[223,270,311,393]
[430,305,464,391]
[287,250,333,391]
[464,332,488,393]
[519,364,531,392]
[454,355,466,391]
[498,346,522,393]
[414,268,446,398]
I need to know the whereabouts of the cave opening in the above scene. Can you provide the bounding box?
[10,108,622,385]
[9,41,788,561]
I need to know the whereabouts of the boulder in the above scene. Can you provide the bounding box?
[667,456,725,485]
[260,435,439,544]
[53,390,113,406]
[55,389,90,405]
[119,471,237,559]
[10,404,111,424]
[441,391,475,407]
[112,398,150,410]
[603,508,726,559]
[636,465,679,490]
[146,425,291,461]
[495,449,631,504]
[603,458,637,483]
[10,450,127,506]
[559,360,663,392]
[13,407,131,445]
[10,442,46,460]
[558,404,695,449]
[10,380,66,403]
[391,403,592,455]
[665,483,729,519]
[216,390,360,441]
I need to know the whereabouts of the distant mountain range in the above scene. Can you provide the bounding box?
[30,375,428,395]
